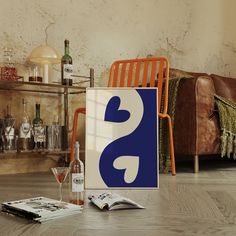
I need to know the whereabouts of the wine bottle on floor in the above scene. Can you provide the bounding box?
[61,39,73,86]
[69,141,84,206]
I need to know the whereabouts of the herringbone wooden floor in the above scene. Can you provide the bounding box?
[0,158,236,236]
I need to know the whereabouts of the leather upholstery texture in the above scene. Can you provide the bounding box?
[171,69,236,156]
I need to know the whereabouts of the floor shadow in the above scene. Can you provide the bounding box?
[176,155,236,173]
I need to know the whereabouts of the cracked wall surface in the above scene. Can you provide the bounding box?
[1,0,236,82]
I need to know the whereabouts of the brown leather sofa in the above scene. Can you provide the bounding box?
[170,69,236,172]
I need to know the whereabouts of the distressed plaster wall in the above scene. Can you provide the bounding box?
[0,0,236,170]
[1,0,236,82]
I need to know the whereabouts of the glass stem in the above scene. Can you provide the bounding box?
[59,183,62,201]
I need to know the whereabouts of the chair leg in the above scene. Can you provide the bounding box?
[70,108,86,162]
[166,114,176,176]
[194,155,199,173]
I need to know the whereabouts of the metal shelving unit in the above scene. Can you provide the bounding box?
[0,68,94,161]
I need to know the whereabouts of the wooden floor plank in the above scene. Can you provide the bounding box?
[0,160,236,235]
[208,191,236,224]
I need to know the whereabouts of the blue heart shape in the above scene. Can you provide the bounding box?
[104,96,130,123]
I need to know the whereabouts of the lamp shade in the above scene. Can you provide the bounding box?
[28,45,61,64]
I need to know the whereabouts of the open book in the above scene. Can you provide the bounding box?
[1,197,82,223]
[88,193,145,210]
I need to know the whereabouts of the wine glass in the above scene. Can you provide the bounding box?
[51,167,69,201]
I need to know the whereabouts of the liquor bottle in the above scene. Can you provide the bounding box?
[69,141,84,206]
[32,103,45,149]
[4,105,13,127]
[3,105,15,150]
[19,99,31,150]
[52,115,61,150]
[61,39,73,86]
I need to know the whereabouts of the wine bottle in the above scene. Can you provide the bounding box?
[61,39,73,86]
[32,103,45,149]
[69,141,84,206]
[4,105,15,150]
[19,99,31,150]
[4,105,13,127]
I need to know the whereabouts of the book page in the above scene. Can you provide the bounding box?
[89,193,145,210]
[109,197,145,210]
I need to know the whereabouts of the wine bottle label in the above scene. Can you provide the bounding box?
[71,173,84,192]
[4,127,14,140]
[33,126,46,142]
[20,122,31,138]
[63,64,73,80]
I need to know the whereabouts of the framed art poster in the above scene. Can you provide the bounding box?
[85,88,158,189]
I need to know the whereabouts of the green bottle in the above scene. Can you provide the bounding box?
[33,103,43,126]
[61,39,73,86]
[32,103,45,149]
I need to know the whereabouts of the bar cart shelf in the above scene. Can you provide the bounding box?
[0,69,94,174]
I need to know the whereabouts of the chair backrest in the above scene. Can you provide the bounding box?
[108,57,169,114]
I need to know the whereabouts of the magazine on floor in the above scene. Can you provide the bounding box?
[88,193,145,210]
[1,197,82,223]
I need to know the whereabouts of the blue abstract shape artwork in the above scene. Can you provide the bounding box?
[98,89,158,188]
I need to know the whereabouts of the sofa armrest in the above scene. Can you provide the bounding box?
[174,76,220,155]
[210,74,236,102]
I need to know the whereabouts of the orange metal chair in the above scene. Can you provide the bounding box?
[70,57,176,176]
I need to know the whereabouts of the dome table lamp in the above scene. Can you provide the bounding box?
[28,45,61,83]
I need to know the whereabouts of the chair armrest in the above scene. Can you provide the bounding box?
[70,108,86,161]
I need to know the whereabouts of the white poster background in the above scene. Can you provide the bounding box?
[85,88,158,189]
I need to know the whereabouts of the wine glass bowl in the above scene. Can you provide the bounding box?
[51,167,69,201]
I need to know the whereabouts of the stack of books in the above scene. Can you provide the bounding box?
[1,197,82,223]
